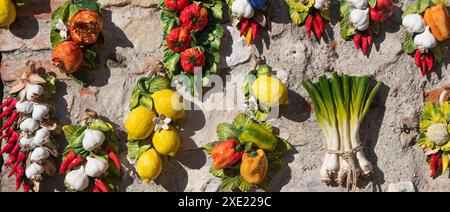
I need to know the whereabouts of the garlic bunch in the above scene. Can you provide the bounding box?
[65,166,89,191]
[26,84,44,101]
[347,0,368,9]
[82,129,105,151]
[20,118,39,133]
[32,104,49,121]
[350,8,370,31]
[231,0,255,19]
[25,163,44,180]
[402,14,426,33]
[33,128,50,146]
[15,101,33,114]
[414,27,437,49]
[30,147,50,163]
[314,0,329,10]
[85,157,109,177]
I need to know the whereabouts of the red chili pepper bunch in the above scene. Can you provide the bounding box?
[414,49,434,77]
[353,28,373,55]
[239,18,260,46]
[429,152,443,178]
[305,11,325,39]
[0,98,27,191]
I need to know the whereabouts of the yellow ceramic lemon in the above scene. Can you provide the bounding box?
[125,106,156,141]
[137,148,162,183]
[152,126,181,157]
[251,75,289,106]
[151,89,185,120]
[0,0,16,29]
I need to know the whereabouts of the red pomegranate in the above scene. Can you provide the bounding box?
[70,10,103,45]
[52,41,84,73]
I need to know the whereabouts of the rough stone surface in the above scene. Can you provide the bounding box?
[387,181,415,192]
[1,1,450,192]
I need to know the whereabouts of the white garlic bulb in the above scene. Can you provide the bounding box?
[414,27,437,49]
[82,129,105,152]
[26,84,44,101]
[350,8,370,31]
[402,14,426,33]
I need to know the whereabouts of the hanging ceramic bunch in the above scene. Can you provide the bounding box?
[0,61,59,192]
[287,0,331,40]
[0,0,25,29]
[60,109,121,192]
[243,57,289,121]
[125,66,186,183]
[301,73,382,191]
[204,113,291,191]
[227,0,269,46]
[50,0,103,86]
[159,0,223,96]
[339,0,394,55]
[418,89,450,178]
[402,1,449,77]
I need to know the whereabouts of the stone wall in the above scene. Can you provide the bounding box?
[0,0,450,192]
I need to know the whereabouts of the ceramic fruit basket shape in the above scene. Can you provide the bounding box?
[0,0,26,29]
[243,59,289,122]
[0,62,59,192]
[204,113,291,191]
[301,73,382,191]
[50,0,103,87]
[125,74,185,183]
[226,0,269,46]
[60,109,121,192]
[418,89,450,178]
[401,0,450,77]
[159,0,224,96]
[287,0,332,40]
[338,0,394,55]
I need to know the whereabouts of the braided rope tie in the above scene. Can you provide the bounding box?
[326,143,363,192]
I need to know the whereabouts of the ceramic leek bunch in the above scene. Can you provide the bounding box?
[287,0,332,40]
[0,62,58,192]
[402,0,450,77]
[204,113,291,191]
[301,73,382,191]
[243,58,289,121]
[125,71,186,183]
[228,0,269,46]
[61,109,121,192]
[50,0,104,86]
[339,0,394,55]
[418,89,450,178]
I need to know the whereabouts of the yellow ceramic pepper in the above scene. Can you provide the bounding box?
[240,149,268,184]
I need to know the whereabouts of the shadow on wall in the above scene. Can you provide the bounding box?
[9,0,51,39]
[281,89,311,123]
[89,8,134,87]
[358,82,390,192]
[268,129,298,192]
